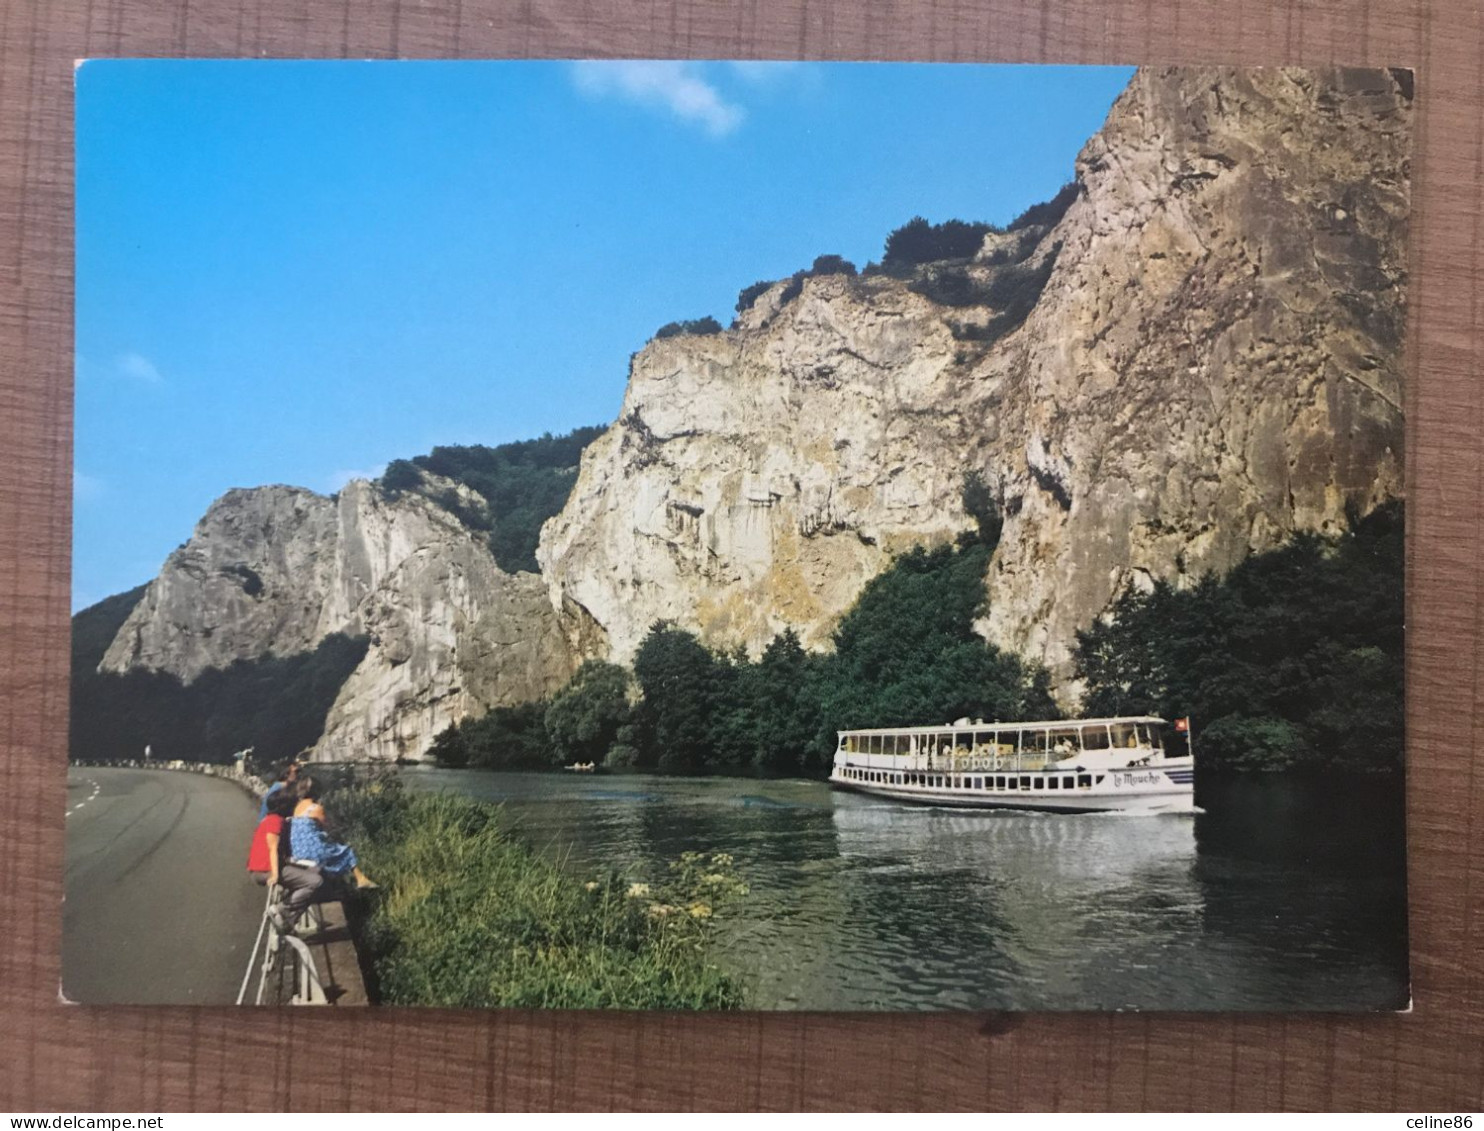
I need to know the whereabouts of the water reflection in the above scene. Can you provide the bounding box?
[401,768,1407,1011]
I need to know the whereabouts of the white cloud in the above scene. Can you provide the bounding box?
[571,61,744,137]
[116,352,163,384]
[73,471,104,505]
[328,465,386,492]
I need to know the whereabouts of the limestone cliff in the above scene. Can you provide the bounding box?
[539,66,1410,691]
[93,65,1411,757]
[100,474,579,760]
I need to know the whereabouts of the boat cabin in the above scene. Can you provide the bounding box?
[835,716,1167,775]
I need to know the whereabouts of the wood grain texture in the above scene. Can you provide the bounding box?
[2,0,1479,1112]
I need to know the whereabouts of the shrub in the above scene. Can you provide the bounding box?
[394,426,604,574]
[1198,715,1312,772]
[430,700,553,770]
[338,788,749,1009]
[655,317,724,340]
[960,471,1002,550]
[379,459,422,497]
[544,660,634,766]
[808,254,857,277]
[881,216,998,274]
[1007,181,1079,231]
[735,280,774,314]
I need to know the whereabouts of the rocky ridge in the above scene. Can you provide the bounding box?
[89,66,1411,758]
[539,65,1410,693]
[99,474,581,761]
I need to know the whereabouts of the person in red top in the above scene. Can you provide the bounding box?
[247,789,297,885]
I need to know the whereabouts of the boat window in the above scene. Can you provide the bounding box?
[1083,725,1111,750]
[1047,776,1060,790]
[1146,725,1164,751]
[1063,775,1075,788]
[1020,776,1033,790]
[972,777,982,789]
[1111,722,1138,749]
[1047,728,1083,757]
[1077,774,1092,789]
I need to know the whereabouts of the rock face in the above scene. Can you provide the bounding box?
[540,66,1410,692]
[100,476,580,761]
[94,66,1411,757]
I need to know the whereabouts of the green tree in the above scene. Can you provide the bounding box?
[544,660,634,766]
[632,622,726,772]
[751,629,822,774]
[1073,501,1404,772]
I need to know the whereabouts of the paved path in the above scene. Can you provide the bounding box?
[64,767,266,1004]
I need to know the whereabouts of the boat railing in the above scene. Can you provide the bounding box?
[837,743,1171,775]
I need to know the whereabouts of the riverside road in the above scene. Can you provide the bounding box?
[64,767,265,1004]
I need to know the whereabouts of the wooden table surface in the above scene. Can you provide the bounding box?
[3,0,1480,1112]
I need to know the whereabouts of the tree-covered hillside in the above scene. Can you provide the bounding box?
[1074,502,1404,773]
[381,425,605,574]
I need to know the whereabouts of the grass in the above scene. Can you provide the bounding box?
[334,779,749,1009]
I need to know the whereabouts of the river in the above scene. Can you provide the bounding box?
[400,767,1408,1012]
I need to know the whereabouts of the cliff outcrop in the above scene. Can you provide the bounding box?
[99,475,579,760]
[89,65,1411,759]
[539,66,1410,691]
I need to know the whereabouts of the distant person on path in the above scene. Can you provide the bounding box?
[290,776,377,890]
[258,760,301,821]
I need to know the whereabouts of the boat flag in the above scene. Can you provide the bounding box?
[1174,717,1190,733]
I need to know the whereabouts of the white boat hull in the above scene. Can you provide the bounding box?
[829,762,1196,814]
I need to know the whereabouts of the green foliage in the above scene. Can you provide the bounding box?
[808,254,857,277]
[1073,502,1404,772]
[655,317,724,340]
[70,584,148,688]
[814,543,1050,746]
[751,254,862,316]
[430,699,552,770]
[735,280,774,315]
[69,630,368,765]
[1007,182,1079,231]
[390,426,604,574]
[626,542,1055,777]
[960,471,1003,549]
[379,459,422,496]
[337,786,747,1009]
[909,241,1062,332]
[881,216,998,275]
[544,660,634,766]
[632,623,726,772]
[751,629,824,774]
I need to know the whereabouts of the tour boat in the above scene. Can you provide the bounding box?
[830,716,1195,814]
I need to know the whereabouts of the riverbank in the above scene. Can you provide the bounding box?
[332,779,749,1009]
[392,767,1408,1011]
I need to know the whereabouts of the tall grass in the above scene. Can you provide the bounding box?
[335,781,749,1009]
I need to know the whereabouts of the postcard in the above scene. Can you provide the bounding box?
[68,61,1410,1010]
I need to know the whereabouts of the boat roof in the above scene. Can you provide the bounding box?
[838,716,1166,737]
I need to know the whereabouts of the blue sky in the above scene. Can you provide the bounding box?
[74,60,1134,611]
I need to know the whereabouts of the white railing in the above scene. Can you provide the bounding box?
[236,882,328,1006]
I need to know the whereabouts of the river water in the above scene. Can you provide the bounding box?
[401,768,1408,1012]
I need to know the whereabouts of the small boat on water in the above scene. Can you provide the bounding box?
[564,761,599,773]
[830,716,1194,814]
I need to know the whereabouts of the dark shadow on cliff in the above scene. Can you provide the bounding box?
[69,628,369,765]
